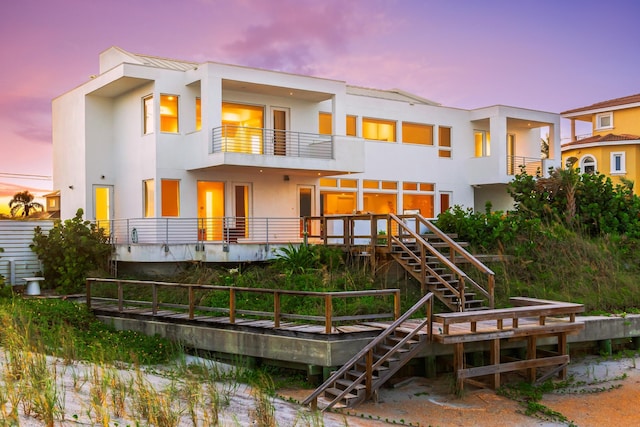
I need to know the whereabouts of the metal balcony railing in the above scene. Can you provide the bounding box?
[97,217,304,246]
[211,125,333,159]
[507,155,549,176]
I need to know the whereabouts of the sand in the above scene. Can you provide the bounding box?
[4,353,640,426]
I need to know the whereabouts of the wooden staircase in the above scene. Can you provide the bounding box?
[387,213,495,312]
[302,292,434,411]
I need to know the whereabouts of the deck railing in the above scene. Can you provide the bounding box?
[96,217,302,245]
[211,125,333,159]
[507,155,549,176]
[86,278,401,334]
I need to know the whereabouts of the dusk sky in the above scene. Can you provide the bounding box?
[1,0,639,207]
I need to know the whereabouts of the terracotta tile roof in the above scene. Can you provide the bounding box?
[562,94,640,115]
[562,133,640,148]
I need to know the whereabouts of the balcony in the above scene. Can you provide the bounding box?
[212,125,333,159]
[200,125,364,175]
[507,155,550,176]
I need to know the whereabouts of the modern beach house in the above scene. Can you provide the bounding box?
[52,47,560,264]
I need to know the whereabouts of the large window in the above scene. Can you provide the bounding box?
[596,112,613,130]
[611,152,626,174]
[402,122,433,145]
[160,95,179,133]
[221,102,264,154]
[402,182,434,218]
[161,179,180,217]
[195,97,202,131]
[143,95,154,135]
[438,126,452,158]
[319,112,332,135]
[363,118,396,142]
[474,130,490,157]
[363,180,397,214]
[346,115,357,136]
[320,178,357,214]
[143,180,155,217]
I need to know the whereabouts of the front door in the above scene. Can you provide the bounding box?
[273,107,288,156]
[197,181,224,240]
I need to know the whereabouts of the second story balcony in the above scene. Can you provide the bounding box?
[201,125,364,176]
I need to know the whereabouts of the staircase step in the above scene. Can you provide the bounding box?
[324,387,359,403]
[378,343,411,353]
[346,369,378,381]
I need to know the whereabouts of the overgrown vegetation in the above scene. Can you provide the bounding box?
[436,167,640,312]
[31,208,112,294]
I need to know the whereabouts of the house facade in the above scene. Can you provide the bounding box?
[52,47,560,263]
[561,94,640,191]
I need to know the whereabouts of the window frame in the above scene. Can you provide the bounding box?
[474,130,491,157]
[610,152,626,174]
[160,94,179,133]
[402,122,434,146]
[438,126,452,158]
[143,95,154,135]
[362,117,397,142]
[580,155,597,174]
[596,112,613,130]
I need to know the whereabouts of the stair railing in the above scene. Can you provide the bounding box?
[396,213,495,309]
[302,292,434,411]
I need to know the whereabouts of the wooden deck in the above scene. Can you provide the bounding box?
[92,296,584,393]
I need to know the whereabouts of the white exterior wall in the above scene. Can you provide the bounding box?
[53,47,561,235]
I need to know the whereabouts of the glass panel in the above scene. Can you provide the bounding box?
[346,115,357,136]
[321,192,356,214]
[160,94,179,133]
[363,193,396,214]
[161,179,180,217]
[363,180,379,189]
[363,118,396,142]
[403,182,418,191]
[439,126,451,147]
[319,112,332,135]
[195,97,202,131]
[340,179,357,188]
[197,181,224,240]
[403,194,434,218]
[320,178,338,187]
[221,102,264,154]
[402,122,433,145]
[143,180,154,218]
[143,96,154,134]
[381,181,397,190]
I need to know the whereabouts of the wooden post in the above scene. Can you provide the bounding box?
[117,281,123,312]
[490,339,501,388]
[488,275,495,309]
[274,291,281,328]
[394,290,401,320]
[188,286,195,319]
[527,336,537,382]
[325,294,333,334]
[453,343,464,394]
[229,288,236,324]
[366,349,373,399]
[558,333,568,379]
[152,283,158,315]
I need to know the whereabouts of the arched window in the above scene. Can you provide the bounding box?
[580,156,596,174]
[565,156,578,169]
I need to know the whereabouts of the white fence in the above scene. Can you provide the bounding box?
[0,220,53,285]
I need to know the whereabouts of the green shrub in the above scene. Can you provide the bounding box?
[31,209,112,294]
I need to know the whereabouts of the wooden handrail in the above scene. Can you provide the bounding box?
[86,278,401,332]
[302,292,434,410]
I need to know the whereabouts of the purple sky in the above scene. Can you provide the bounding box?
[1,0,639,195]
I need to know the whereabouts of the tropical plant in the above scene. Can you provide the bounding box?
[31,208,112,294]
[8,190,44,217]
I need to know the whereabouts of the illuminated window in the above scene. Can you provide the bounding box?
[320,178,338,187]
[403,181,435,217]
[363,180,379,189]
[161,179,180,217]
[346,115,357,136]
[319,112,332,135]
[580,156,596,174]
[438,126,452,158]
[143,95,154,134]
[143,180,155,218]
[160,95,179,133]
[402,122,433,145]
[381,181,397,190]
[321,192,356,215]
[363,193,396,214]
[363,118,396,142]
[195,97,202,131]
[474,130,490,157]
[340,179,357,188]
[221,102,264,154]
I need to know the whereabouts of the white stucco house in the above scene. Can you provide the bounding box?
[52,47,560,264]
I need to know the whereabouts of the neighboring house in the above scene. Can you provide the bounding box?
[562,94,640,189]
[52,47,560,264]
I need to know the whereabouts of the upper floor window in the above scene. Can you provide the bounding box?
[195,97,202,131]
[402,122,433,145]
[362,118,396,142]
[596,112,613,130]
[580,156,596,174]
[474,130,491,157]
[143,179,155,218]
[319,112,332,135]
[160,95,179,133]
[143,95,154,135]
[161,179,180,217]
[346,115,357,136]
[611,152,626,174]
[438,126,452,158]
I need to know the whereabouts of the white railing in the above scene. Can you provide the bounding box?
[96,217,304,246]
[211,125,333,159]
[507,155,549,176]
